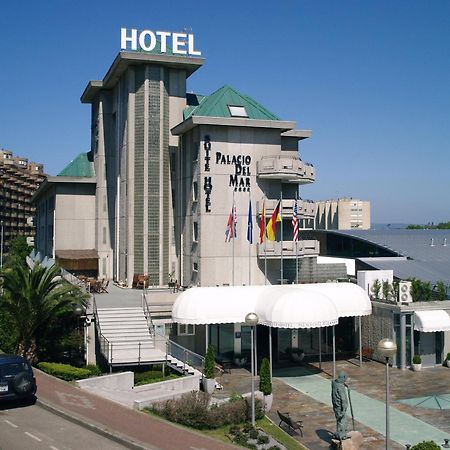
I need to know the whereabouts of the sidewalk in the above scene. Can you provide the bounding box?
[35,369,236,450]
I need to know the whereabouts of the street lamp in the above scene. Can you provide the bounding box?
[245,312,259,426]
[0,220,4,270]
[377,338,397,450]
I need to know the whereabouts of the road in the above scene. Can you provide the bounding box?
[0,401,129,450]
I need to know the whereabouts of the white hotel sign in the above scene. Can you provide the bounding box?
[121,28,201,56]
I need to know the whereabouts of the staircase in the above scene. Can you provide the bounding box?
[96,307,161,366]
[95,306,202,377]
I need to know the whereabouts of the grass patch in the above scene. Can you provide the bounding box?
[135,372,179,386]
[258,416,306,450]
[200,417,305,449]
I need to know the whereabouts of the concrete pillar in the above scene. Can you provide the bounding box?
[400,313,406,370]
[234,323,241,355]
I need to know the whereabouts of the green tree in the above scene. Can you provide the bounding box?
[371,279,381,299]
[0,263,86,364]
[410,279,422,302]
[382,281,391,301]
[204,345,216,379]
[436,281,447,301]
[259,357,272,395]
[4,235,32,269]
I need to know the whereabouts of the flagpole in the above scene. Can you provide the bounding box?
[248,192,251,286]
[280,190,283,285]
[295,192,299,285]
[232,190,235,286]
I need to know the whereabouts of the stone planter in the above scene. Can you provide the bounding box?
[264,393,273,412]
[446,360,450,368]
[203,377,216,394]
[412,363,422,372]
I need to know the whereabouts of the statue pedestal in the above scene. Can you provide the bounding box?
[331,431,363,449]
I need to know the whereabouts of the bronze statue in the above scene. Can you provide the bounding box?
[331,371,349,440]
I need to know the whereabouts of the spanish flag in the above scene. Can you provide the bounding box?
[259,200,265,244]
[266,200,281,241]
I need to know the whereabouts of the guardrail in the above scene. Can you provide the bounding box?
[166,339,205,375]
[141,291,154,335]
[93,295,112,371]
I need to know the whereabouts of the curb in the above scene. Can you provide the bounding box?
[36,398,153,450]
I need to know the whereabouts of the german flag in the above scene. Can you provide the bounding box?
[266,200,281,241]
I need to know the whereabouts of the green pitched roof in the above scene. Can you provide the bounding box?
[184,85,279,121]
[58,151,94,177]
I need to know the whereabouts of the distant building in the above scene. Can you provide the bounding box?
[315,198,371,230]
[0,149,45,253]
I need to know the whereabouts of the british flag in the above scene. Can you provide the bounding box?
[292,199,299,242]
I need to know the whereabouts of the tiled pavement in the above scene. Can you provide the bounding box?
[214,359,450,449]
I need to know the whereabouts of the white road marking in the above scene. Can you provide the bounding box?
[25,431,42,442]
[4,419,18,428]
[50,446,60,450]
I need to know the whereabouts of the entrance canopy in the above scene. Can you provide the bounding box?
[414,310,450,332]
[172,283,371,328]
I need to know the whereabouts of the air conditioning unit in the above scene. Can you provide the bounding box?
[398,281,412,303]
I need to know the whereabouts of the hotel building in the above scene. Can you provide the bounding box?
[33,49,330,287]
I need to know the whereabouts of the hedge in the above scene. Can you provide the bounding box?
[38,362,101,381]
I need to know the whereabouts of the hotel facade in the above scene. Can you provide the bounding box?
[34,41,330,288]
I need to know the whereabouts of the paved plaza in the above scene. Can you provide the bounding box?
[215,359,450,449]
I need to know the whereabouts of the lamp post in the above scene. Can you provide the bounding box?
[245,312,259,426]
[377,338,397,450]
[0,220,4,270]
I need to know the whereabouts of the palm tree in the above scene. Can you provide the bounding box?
[0,262,86,364]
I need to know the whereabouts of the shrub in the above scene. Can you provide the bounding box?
[85,364,102,377]
[413,355,422,364]
[204,345,215,379]
[38,362,92,381]
[411,441,441,450]
[151,390,262,430]
[259,357,272,395]
[257,434,269,444]
[446,353,450,361]
[248,427,258,440]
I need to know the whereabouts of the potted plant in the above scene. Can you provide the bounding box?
[259,357,273,412]
[445,353,450,368]
[203,345,216,393]
[412,355,422,371]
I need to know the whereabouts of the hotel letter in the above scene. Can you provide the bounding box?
[121,28,137,51]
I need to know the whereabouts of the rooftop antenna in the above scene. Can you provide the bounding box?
[182,26,193,34]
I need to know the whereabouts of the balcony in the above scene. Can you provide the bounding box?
[257,199,316,219]
[257,240,319,259]
[257,156,315,184]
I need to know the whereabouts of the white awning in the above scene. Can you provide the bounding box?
[256,286,338,328]
[414,310,450,332]
[172,286,264,325]
[296,283,372,318]
[172,283,371,328]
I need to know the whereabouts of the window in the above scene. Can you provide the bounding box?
[192,182,198,202]
[193,222,198,242]
[228,105,248,118]
[178,324,195,335]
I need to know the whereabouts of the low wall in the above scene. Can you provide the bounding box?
[76,371,134,391]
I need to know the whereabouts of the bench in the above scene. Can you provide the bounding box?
[277,410,303,436]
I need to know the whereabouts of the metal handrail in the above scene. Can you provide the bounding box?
[141,291,155,335]
[92,295,111,368]
[165,338,205,375]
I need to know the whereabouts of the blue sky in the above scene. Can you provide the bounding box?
[1,1,449,224]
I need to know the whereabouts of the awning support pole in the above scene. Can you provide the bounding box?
[269,326,273,381]
[332,325,336,380]
[205,324,209,355]
[359,316,363,368]
[319,327,322,370]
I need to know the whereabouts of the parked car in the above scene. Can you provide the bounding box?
[0,355,37,402]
